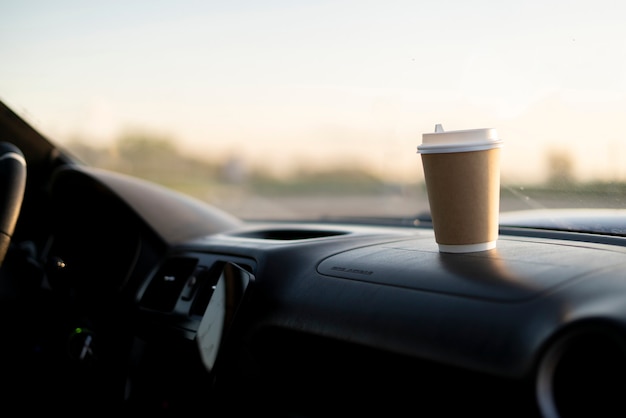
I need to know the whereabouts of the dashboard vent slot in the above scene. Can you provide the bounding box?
[233,229,348,240]
[140,257,199,312]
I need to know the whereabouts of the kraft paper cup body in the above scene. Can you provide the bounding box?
[418,127,502,253]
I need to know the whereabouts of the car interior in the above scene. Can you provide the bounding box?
[2,99,626,417]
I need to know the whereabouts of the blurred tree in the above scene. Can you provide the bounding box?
[546,149,575,186]
[116,132,177,160]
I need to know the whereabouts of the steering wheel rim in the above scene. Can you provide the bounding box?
[0,142,26,267]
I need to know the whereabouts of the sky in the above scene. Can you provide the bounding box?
[2,0,626,184]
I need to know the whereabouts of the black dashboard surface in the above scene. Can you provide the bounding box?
[21,165,626,417]
[154,224,625,417]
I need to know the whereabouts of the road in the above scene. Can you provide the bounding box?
[210,187,623,221]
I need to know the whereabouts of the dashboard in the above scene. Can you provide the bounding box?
[6,163,626,418]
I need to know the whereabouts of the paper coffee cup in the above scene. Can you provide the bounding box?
[417,125,503,253]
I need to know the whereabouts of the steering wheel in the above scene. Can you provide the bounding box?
[0,142,26,267]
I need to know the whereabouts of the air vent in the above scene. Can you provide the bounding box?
[233,229,348,240]
[536,325,626,418]
[140,257,198,312]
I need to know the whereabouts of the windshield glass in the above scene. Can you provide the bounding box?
[2,0,625,222]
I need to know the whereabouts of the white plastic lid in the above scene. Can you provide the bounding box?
[418,124,503,154]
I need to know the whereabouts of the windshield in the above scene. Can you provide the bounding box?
[2,1,625,222]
